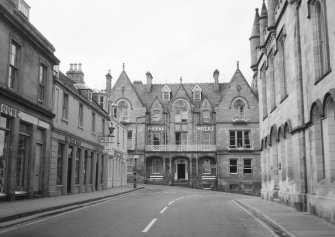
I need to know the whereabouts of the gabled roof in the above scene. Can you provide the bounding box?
[161,84,171,92]
[192,84,202,92]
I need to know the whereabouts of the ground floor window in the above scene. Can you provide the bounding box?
[229,159,238,174]
[0,116,11,193]
[243,159,252,174]
[152,159,161,174]
[16,123,31,191]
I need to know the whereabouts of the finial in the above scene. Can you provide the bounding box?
[108,69,111,74]
[122,63,125,71]
[237,61,239,69]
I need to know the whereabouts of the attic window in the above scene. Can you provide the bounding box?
[194,91,201,100]
[163,91,170,101]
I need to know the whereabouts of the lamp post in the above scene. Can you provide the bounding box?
[133,115,148,188]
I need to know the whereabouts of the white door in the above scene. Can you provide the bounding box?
[34,144,43,192]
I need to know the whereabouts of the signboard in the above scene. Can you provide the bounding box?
[196,126,215,131]
[148,126,165,131]
[0,103,20,118]
[133,155,139,159]
[65,137,81,146]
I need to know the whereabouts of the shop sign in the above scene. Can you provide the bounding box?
[148,126,165,131]
[0,103,20,118]
[196,126,215,131]
[65,137,81,146]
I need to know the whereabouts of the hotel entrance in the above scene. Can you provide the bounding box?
[174,158,188,181]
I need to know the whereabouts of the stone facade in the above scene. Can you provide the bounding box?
[250,0,335,223]
[109,64,261,194]
[0,0,59,200]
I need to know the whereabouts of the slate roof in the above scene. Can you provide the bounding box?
[132,82,228,111]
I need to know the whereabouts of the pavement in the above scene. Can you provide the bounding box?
[0,185,334,237]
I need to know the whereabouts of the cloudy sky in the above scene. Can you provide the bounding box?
[28,0,262,90]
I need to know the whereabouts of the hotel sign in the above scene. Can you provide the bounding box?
[196,126,215,131]
[148,126,165,131]
[0,103,20,118]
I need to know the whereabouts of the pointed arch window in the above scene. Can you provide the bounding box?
[118,100,130,122]
[233,99,246,120]
[311,0,330,81]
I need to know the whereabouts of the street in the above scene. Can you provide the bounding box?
[0,186,277,237]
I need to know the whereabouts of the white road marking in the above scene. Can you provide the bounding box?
[160,207,168,214]
[168,200,175,205]
[176,197,184,201]
[232,200,278,237]
[142,218,157,233]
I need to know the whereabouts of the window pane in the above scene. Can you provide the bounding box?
[237,131,243,148]
[244,159,252,174]
[152,159,161,174]
[244,131,251,148]
[202,132,210,145]
[229,159,238,174]
[181,133,188,145]
[230,131,236,148]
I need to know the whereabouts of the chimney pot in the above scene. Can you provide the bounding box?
[78,63,82,71]
[70,63,73,71]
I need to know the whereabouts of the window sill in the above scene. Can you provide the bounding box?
[314,69,332,85]
[61,118,69,124]
[280,94,288,104]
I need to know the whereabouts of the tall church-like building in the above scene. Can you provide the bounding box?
[109,64,261,194]
[250,0,335,223]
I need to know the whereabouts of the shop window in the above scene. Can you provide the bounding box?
[202,132,211,145]
[16,123,31,191]
[0,116,11,193]
[8,41,20,89]
[229,159,238,174]
[202,159,211,174]
[57,143,64,185]
[75,148,81,184]
[62,93,69,120]
[243,159,253,174]
[229,131,251,149]
[152,159,161,174]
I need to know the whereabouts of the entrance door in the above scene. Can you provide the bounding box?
[95,156,99,190]
[67,146,73,194]
[177,164,185,180]
[34,144,43,192]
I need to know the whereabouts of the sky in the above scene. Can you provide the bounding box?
[27,0,262,90]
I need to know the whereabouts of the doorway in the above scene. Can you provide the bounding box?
[33,144,43,192]
[177,164,185,180]
[67,146,73,194]
[95,155,99,190]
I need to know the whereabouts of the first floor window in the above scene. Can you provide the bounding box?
[202,132,211,145]
[153,132,160,145]
[230,131,250,148]
[8,41,20,89]
[243,159,252,174]
[229,159,238,174]
[203,111,210,123]
[38,64,47,102]
[152,159,161,174]
[176,132,187,145]
[62,93,69,119]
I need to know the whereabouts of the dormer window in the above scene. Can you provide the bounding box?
[162,85,171,101]
[192,84,202,101]
[99,96,104,107]
[88,91,92,102]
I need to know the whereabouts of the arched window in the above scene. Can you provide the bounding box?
[175,100,188,123]
[234,99,246,119]
[118,101,130,122]
[313,0,330,80]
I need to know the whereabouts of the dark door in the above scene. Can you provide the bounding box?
[67,146,73,194]
[178,164,185,180]
[95,158,99,190]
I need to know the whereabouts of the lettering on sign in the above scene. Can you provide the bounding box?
[65,137,81,146]
[148,126,165,131]
[196,126,215,131]
[0,103,20,118]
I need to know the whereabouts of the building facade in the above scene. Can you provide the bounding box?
[250,0,335,223]
[50,64,127,197]
[0,0,59,200]
[109,65,261,194]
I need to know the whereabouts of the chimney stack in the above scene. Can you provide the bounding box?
[213,69,219,92]
[66,63,85,84]
[146,71,153,92]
